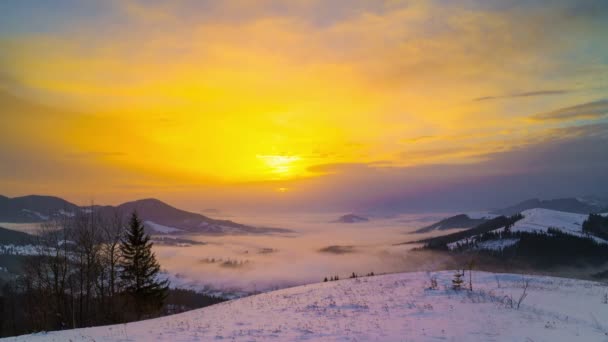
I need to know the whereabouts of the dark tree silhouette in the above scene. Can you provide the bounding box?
[120,212,169,319]
[452,270,464,290]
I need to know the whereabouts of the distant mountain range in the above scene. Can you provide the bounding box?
[415,197,608,234]
[0,195,291,235]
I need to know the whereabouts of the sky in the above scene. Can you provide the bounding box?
[0,0,607,213]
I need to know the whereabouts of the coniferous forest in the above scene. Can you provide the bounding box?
[0,210,224,338]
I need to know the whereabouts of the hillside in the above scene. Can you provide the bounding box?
[112,199,291,235]
[333,214,369,223]
[443,208,608,250]
[4,271,607,341]
[0,226,33,246]
[0,195,79,223]
[414,214,488,233]
[409,215,523,249]
[492,198,605,216]
[509,208,592,236]
[0,195,291,235]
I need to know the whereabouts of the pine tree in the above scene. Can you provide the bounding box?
[452,270,464,290]
[119,211,169,319]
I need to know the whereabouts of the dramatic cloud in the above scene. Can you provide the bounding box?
[0,0,607,211]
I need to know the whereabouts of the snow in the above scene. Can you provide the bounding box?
[512,208,608,243]
[4,271,608,341]
[58,209,75,217]
[145,221,183,234]
[20,209,49,220]
[474,238,520,251]
[447,208,608,250]
[512,208,587,235]
[447,237,520,251]
[0,244,42,256]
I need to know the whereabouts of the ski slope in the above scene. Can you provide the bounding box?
[4,271,608,341]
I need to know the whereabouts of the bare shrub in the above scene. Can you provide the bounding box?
[502,278,529,310]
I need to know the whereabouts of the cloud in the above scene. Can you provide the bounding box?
[400,135,436,143]
[1,1,607,211]
[530,99,608,121]
[400,147,471,161]
[474,89,571,102]
[307,163,371,174]
[65,151,127,159]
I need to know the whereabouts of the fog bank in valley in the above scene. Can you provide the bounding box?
[153,212,454,294]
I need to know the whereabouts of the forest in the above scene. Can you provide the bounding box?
[0,210,224,338]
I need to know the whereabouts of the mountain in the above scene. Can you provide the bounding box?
[0,195,291,235]
[408,215,522,248]
[492,198,605,216]
[508,208,594,236]
[414,208,608,272]
[0,195,79,222]
[113,198,291,235]
[412,197,607,235]
[8,271,607,341]
[415,208,608,249]
[414,214,488,233]
[0,226,34,245]
[333,214,369,223]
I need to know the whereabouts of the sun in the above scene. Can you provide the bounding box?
[256,155,301,178]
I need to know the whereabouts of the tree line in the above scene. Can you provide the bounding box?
[582,214,608,240]
[0,209,171,336]
[420,214,524,250]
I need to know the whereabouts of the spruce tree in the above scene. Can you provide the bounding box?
[119,211,169,319]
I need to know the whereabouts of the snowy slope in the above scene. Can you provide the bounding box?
[447,208,608,250]
[511,208,588,235]
[511,208,608,243]
[144,221,183,234]
[4,271,608,341]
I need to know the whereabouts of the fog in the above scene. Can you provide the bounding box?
[153,212,455,295]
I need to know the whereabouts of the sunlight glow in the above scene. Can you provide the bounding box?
[1,0,606,202]
[257,155,301,177]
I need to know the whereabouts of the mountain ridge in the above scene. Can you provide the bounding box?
[413,214,488,233]
[0,195,290,235]
[491,197,605,216]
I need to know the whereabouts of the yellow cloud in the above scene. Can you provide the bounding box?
[1,0,606,199]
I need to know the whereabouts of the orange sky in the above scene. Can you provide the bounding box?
[1,0,607,211]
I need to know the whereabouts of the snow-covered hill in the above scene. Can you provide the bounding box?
[511,208,589,235]
[445,208,608,250]
[0,195,292,236]
[4,271,608,341]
